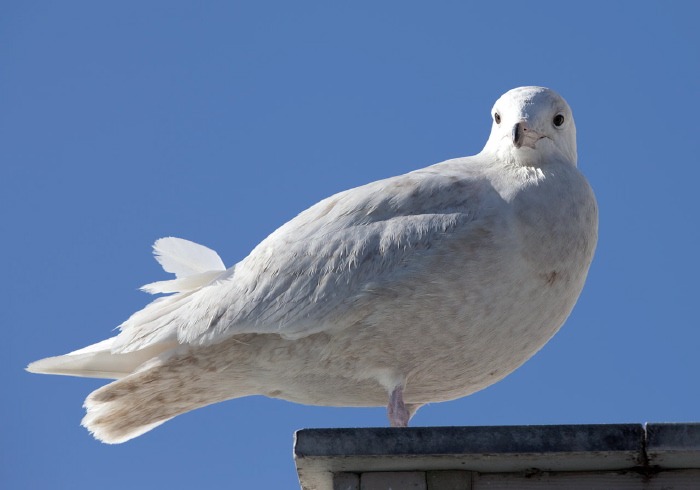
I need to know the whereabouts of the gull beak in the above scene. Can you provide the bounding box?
[512,121,544,149]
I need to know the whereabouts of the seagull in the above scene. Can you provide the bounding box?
[27,86,598,444]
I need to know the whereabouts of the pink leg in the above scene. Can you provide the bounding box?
[387,386,411,427]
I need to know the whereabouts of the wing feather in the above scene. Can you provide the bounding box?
[152,237,226,278]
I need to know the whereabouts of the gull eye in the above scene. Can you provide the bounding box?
[494,113,501,124]
[553,114,565,127]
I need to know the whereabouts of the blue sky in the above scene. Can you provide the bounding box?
[2,1,698,488]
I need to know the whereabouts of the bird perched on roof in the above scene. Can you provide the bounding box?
[27,86,598,444]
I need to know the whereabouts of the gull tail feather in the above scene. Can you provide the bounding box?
[26,337,177,379]
[81,346,247,444]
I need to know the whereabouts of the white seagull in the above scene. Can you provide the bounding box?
[28,86,598,444]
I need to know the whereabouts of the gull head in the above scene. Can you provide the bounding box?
[483,86,577,166]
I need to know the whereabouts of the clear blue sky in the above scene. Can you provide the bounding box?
[2,2,698,488]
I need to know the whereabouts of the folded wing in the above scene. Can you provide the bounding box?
[112,159,499,353]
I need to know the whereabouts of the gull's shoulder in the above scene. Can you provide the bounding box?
[279,155,500,233]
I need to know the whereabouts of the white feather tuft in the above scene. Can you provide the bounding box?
[141,270,227,294]
[152,237,226,278]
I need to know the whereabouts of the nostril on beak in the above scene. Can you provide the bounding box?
[512,121,532,148]
[512,123,522,148]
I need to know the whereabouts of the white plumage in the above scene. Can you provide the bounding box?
[141,238,226,295]
[27,86,598,444]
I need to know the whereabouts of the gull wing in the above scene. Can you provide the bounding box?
[112,158,502,353]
